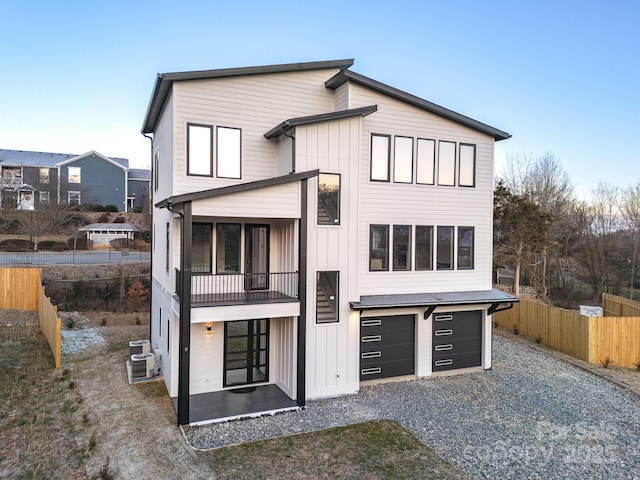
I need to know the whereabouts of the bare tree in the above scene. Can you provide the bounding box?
[621,184,640,299]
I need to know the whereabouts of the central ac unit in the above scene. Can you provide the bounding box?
[129,340,151,357]
[131,352,156,379]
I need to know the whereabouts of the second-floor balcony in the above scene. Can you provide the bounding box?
[176,270,299,306]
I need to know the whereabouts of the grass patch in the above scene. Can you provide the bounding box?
[211,420,467,480]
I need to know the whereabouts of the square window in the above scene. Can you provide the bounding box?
[393,225,412,270]
[459,144,476,187]
[216,223,241,273]
[436,226,454,270]
[437,141,455,186]
[370,134,390,181]
[457,226,475,269]
[318,173,340,225]
[369,224,389,271]
[187,124,212,176]
[316,271,339,323]
[415,225,433,270]
[68,191,81,205]
[393,136,413,183]
[217,126,241,179]
[68,167,81,184]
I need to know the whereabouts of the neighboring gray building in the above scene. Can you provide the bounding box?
[0,149,150,211]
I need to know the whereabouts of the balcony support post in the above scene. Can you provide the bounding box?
[177,201,192,425]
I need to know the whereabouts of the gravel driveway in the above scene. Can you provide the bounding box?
[188,335,640,479]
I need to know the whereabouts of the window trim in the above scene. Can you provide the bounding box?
[216,126,242,179]
[437,141,456,187]
[187,123,213,177]
[316,271,339,324]
[458,143,476,187]
[416,138,436,185]
[392,224,412,271]
[393,136,414,184]
[317,173,341,226]
[457,226,475,270]
[436,225,454,270]
[68,166,81,184]
[68,191,81,205]
[192,222,213,275]
[370,134,391,182]
[415,225,434,270]
[369,224,390,271]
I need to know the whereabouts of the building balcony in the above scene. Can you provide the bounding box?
[176,270,299,306]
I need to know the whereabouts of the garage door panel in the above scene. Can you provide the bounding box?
[432,310,482,372]
[360,358,415,380]
[360,315,415,381]
[433,316,482,338]
[361,343,415,365]
[432,351,481,371]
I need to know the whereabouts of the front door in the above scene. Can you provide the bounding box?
[224,319,269,387]
[245,225,269,290]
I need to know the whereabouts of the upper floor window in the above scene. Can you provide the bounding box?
[416,139,435,185]
[393,136,413,183]
[318,173,340,225]
[68,167,81,184]
[39,168,49,184]
[316,271,339,324]
[393,225,412,271]
[437,141,455,186]
[187,124,213,176]
[369,224,389,271]
[436,226,454,270]
[457,226,475,269]
[216,223,241,273]
[459,144,476,187]
[216,127,241,179]
[192,223,213,274]
[370,134,390,182]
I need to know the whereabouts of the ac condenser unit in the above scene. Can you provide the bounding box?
[129,340,151,357]
[130,352,156,379]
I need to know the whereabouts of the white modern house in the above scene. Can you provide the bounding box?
[141,59,517,425]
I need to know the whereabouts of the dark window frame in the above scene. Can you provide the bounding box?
[317,173,341,225]
[436,225,454,270]
[370,134,391,182]
[216,125,242,179]
[192,222,213,275]
[187,123,213,177]
[369,224,390,271]
[165,222,170,273]
[415,225,434,270]
[393,136,414,184]
[458,143,476,187]
[316,271,339,324]
[393,224,412,271]
[216,223,242,274]
[437,140,456,187]
[457,226,475,270]
[416,138,436,185]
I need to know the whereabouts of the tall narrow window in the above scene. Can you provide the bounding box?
[187,124,212,176]
[165,222,170,273]
[393,225,412,271]
[370,134,390,181]
[216,223,241,273]
[39,168,49,184]
[68,167,81,183]
[393,136,413,183]
[459,144,476,187]
[318,173,340,225]
[437,141,455,186]
[217,126,241,178]
[369,224,389,271]
[192,223,213,274]
[415,225,433,270]
[457,226,475,269]
[416,139,435,185]
[159,307,162,337]
[436,226,454,270]
[316,271,339,324]
[153,149,160,192]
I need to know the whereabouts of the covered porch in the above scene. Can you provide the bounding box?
[172,384,298,425]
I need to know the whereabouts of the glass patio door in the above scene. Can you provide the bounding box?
[223,319,269,387]
[245,224,269,290]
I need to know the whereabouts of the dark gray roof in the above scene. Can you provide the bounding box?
[325,70,511,141]
[350,289,518,310]
[128,168,151,180]
[141,59,355,134]
[0,149,129,168]
[156,169,319,209]
[264,105,378,139]
[79,223,141,232]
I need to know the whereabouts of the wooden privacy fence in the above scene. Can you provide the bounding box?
[494,297,640,369]
[603,293,640,317]
[0,267,61,368]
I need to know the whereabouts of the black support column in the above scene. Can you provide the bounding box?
[177,201,192,425]
[296,179,307,407]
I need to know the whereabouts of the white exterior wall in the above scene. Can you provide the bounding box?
[296,117,362,399]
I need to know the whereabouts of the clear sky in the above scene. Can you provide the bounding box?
[1,1,638,198]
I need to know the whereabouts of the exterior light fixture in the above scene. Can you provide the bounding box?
[205,323,213,336]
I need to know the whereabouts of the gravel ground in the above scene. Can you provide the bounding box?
[187,336,640,479]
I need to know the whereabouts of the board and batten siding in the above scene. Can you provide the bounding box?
[349,84,495,295]
[296,117,362,399]
[171,69,341,197]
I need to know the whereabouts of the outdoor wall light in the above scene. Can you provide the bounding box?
[205,323,213,336]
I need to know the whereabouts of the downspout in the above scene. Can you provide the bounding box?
[142,133,153,343]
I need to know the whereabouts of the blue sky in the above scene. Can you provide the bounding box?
[1,1,638,198]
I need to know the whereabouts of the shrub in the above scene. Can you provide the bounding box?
[109,238,131,249]
[112,216,126,224]
[97,214,110,223]
[38,240,67,251]
[0,239,34,251]
[104,205,118,213]
[127,280,149,305]
[67,237,88,250]
[138,231,151,243]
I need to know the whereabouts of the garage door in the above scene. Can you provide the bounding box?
[432,310,482,372]
[360,315,415,380]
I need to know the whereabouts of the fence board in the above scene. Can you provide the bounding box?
[602,293,640,317]
[38,285,61,368]
[0,267,40,310]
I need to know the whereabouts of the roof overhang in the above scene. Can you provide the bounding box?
[325,70,511,141]
[350,289,518,319]
[155,169,320,210]
[264,105,378,139]
[56,151,128,171]
[142,59,354,134]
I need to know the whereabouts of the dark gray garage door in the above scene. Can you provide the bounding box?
[360,315,415,380]
[432,310,482,372]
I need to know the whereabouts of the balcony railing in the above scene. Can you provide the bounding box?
[175,269,299,306]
